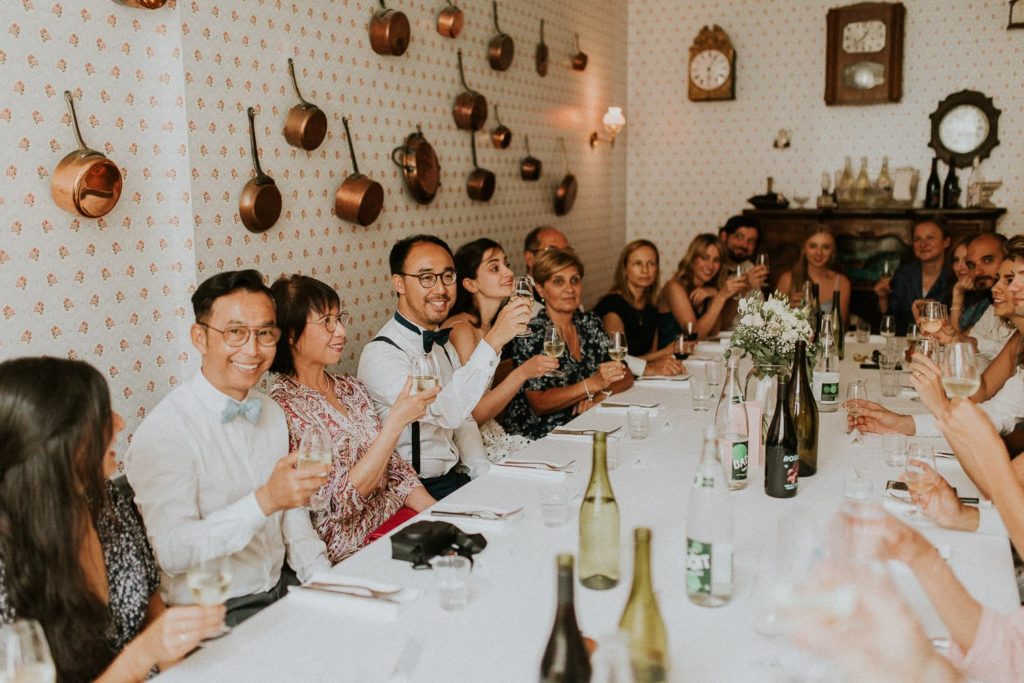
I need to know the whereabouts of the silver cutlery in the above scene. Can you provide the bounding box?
[307,581,402,597]
[500,459,575,471]
[296,584,400,603]
[601,401,660,409]
[636,375,689,382]
[550,426,622,436]
[431,506,524,520]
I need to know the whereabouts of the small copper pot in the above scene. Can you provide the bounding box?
[239,107,283,233]
[520,135,542,181]
[571,33,588,71]
[487,1,514,71]
[111,0,167,7]
[490,104,512,149]
[392,125,441,205]
[369,0,410,57]
[335,117,384,226]
[51,90,123,218]
[282,59,327,151]
[466,134,495,202]
[452,50,488,131]
[436,0,464,39]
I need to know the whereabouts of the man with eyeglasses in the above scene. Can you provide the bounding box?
[126,270,331,626]
[524,226,570,280]
[358,234,532,499]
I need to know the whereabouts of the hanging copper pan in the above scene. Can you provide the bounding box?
[369,0,411,56]
[466,134,495,202]
[554,138,577,215]
[452,50,487,131]
[571,33,589,71]
[282,58,327,151]
[487,1,514,71]
[51,90,123,218]
[239,107,282,233]
[436,0,464,39]
[111,0,167,7]
[520,135,542,181]
[535,19,549,77]
[392,125,441,205]
[490,104,512,149]
[335,117,384,226]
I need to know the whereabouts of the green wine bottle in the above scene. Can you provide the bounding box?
[619,528,670,682]
[787,340,819,477]
[579,432,620,589]
[765,375,799,498]
[831,279,845,360]
[540,554,593,683]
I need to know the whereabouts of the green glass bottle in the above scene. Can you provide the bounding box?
[579,432,620,589]
[540,554,593,683]
[619,528,669,682]
[765,375,799,498]
[787,340,819,477]
[830,279,845,360]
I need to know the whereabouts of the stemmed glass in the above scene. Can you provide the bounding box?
[902,445,937,525]
[411,354,441,393]
[512,276,535,337]
[845,381,867,434]
[608,331,628,364]
[919,301,947,336]
[879,315,896,339]
[186,554,234,640]
[543,324,566,378]
[733,263,750,299]
[0,620,55,683]
[756,253,770,274]
[912,338,941,364]
[941,342,980,398]
[297,423,334,512]
[880,258,895,280]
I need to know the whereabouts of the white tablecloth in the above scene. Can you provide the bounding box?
[159,341,1017,682]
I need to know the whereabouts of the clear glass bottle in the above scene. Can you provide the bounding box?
[686,426,734,607]
[540,554,593,683]
[579,432,620,590]
[714,355,749,490]
[876,155,894,197]
[814,318,840,413]
[853,156,871,200]
[837,156,854,201]
[619,528,669,682]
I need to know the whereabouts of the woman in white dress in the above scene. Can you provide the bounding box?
[443,238,559,461]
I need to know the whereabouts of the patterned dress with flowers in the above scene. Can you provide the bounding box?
[269,373,422,563]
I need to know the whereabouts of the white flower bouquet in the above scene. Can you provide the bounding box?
[729,291,815,368]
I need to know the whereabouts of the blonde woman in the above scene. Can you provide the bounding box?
[776,226,851,326]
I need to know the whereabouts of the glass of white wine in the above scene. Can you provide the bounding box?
[919,301,946,336]
[879,314,896,339]
[297,423,334,512]
[941,342,980,398]
[186,555,233,640]
[902,445,936,525]
[756,253,770,275]
[880,258,895,280]
[608,331,628,365]
[0,620,55,683]
[512,276,535,337]
[543,324,565,378]
[411,354,441,393]
[732,263,749,300]
[845,380,867,434]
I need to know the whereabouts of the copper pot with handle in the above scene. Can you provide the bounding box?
[239,106,283,233]
[335,117,384,226]
[571,33,589,71]
[553,138,578,215]
[110,0,167,8]
[369,0,411,56]
[436,0,464,38]
[282,58,327,151]
[520,135,542,181]
[487,1,514,71]
[51,90,123,218]
[452,49,487,131]
[466,134,495,202]
[391,125,441,205]
[490,104,512,149]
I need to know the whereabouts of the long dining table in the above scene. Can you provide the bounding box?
[159,338,1019,682]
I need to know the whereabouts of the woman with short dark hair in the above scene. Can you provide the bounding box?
[875,220,954,335]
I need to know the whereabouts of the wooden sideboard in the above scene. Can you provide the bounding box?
[742,207,1007,326]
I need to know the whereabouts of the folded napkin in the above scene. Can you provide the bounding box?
[490,459,573,481]
[290,573,420,619]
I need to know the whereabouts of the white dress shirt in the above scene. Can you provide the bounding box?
[913,365,1024,437]
[969,305,1014,362]
[357,313,497,479]
[125,371,330,605]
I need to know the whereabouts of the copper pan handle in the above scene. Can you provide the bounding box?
[457,49,472,91]
[471,133,480,170]
[575,33,582,53]
[494,104,503,127]
[287,58,312,106]
[558,137,569,173]
[492,1,504,34]
[246,106,271,182]
[525,135,532,156]
[342,116,361,175]
[63,90,89,151]
[540,19,545,42]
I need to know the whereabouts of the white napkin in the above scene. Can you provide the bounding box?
[290,573,420,619]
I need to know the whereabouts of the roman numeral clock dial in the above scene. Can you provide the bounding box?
[688,25,735,102]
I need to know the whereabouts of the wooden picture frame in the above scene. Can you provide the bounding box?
[1009,0,1024,29]
[824,3,905,106]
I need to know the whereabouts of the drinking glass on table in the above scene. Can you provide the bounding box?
[845,380,867,433]
[1,620,55,683]
[855,318,871,343]
[902,445,937,525]
[297,423,334,512]
[608,331,628,365]
[543,324,566,378]
[941,342,980,398]
[918,301,946,336]
[705,358,724,399]
[411,354,441,393]
[186,555,233,639]
[511,276,535,337]
[880,315,897,340]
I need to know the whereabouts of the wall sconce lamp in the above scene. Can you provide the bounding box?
[590,106,626,147]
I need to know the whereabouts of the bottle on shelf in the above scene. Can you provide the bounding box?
[943,162,961,209]
[814,318,840,413]
[765,374,799,498]
[686,426,735,607]
[540,554,593,683]
[830,278,845,361]
[924,157,942,209]
[837,156,854,204]
[619,527,670,682]
[876,155,894,198]
[853,156,871,200]
[787,340,819,477]
[714,355,749,490]
[579,432,620,590]
[966,156,983,207]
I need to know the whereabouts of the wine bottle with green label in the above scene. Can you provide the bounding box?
[686,426,734,607]
[814,317,840,413]
[714,355,748,490]
[579,432,620,590]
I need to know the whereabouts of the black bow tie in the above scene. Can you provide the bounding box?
[421,328,451,353]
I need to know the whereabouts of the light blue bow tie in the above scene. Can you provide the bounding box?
[221,397,262,424]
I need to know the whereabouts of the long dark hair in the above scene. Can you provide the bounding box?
[0,357,116,682]
[452,238,504,323]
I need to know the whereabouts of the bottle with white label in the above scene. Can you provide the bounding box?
[814,317,840,413]
[686,426,735,607]
[714,355,749,490]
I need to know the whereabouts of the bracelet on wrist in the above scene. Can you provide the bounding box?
[582,379,593,401]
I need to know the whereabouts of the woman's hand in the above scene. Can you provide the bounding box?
[689,286,716,308]
[876,512,935,567]
[932,322,960,345]
[139,605,226,667]
[874,277,892,301]
[571,396,597,416]
[953,272,974,297]
[936,399,1008,483]
[908,353,949,416]
[900,461,974,531]
[846,399,914,435]
[645,356,683,377]
[484,297,534,350]
[518,353,561,380]
[717,278,745,301]
[389,376,441,426]
[592,360,626,389]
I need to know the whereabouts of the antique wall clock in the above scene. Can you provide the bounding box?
[687,25,735,102]
[824,2,905,105]
[928,90,1001,168]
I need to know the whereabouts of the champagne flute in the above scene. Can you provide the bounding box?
[186,555,233,639]
[919,301,945,336]
[880,258,895,280]
[411,354,441,393]
[608,331,628,365]
[941,342,980,398]
[845,380,867,433]
[879,314,896,339]
[297,423,334,512]
[512,276,535,337]
[902,445,937,524]
[0,620,56,683]
[732,263,749,300]
[543,324,565,378]
[756,253,770,275]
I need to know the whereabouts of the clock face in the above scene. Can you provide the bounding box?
[938,104,990,154]
[842,20,886,53]
[689,49,731,91]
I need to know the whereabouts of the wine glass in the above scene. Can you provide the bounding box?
[733,263,750,300]
[411,354,441,393]
[608,331,628,365]
[912,338,941,364]
[186,554,234,639]
[512,276,535,337]
[543,324,565,378]
[845,381,867,434]
[297,423,334,512]
[880,258,895,280]
[941,342,980,399]
[0,620,55,683]
[919,301,946,336]
[902,445,937,525]
[879,315,896,339]
[756,253,770,274]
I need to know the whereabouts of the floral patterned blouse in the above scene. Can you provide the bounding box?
[0,481,160,665]
[269,372,422,563]
[504,308,612,440]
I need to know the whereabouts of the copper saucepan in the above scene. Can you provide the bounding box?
[452,49,487,131]
[490,104,512,149]
[239,107,283,233]
[369,0,411,56]
[487,1,514,71]
[110,0,167,7]
[282,58,327,151]
[571,33,589,71]
[335,117,385,226]
[437,0,464,39]
[554,138,577,215]
[392,125,441,205]
[51,90,123,218]
[466,134,495,202]
[535,19,549,77]
[520,135,542,181]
